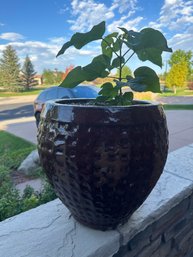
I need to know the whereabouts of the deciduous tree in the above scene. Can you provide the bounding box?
[168,49,193,79]
[61,65,74,80]
[116,65,132,81]
[42,69,62,85]
[165,61,188,93]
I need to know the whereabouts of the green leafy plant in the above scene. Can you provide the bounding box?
[57,21,172,105]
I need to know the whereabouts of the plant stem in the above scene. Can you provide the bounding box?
[121,51,135,69]
[119,46,123,98]
[123,48,131,58]
[102,38,119,58]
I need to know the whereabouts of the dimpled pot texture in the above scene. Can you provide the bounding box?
[37,99,168,230]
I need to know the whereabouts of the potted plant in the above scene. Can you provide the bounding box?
[37,21,172,230]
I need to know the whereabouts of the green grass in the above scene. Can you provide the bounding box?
[0,85,51,97]
[0,131,36,171]
[0,89,42,97]
[163,104,193,110]
[159,88,193,97]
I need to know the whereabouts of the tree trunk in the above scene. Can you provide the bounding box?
[173,86,176,94]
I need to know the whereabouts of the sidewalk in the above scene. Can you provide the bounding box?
[0,116,37,144]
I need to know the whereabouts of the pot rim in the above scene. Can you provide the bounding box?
[45,98,161,109]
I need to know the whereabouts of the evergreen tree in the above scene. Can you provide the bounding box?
[21,55,37,89]
[0,45,21,91]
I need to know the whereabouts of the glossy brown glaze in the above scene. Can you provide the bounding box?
[37,99,168,230]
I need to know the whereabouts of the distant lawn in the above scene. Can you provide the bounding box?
[0,85,51,97]
[0,89,42,97]
[163,104,193,110]
[159,88,193,97]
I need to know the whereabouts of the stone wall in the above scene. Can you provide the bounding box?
[114,194,193,257]
[0,144,193,257]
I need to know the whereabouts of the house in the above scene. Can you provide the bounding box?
[34,74,43,85]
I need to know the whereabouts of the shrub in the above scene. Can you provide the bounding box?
[0,176,57,221]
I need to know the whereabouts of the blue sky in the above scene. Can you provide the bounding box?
[0,0,192,75]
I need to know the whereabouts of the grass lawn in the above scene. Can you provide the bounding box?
[159,88,193,97]
[163,104,193,110]
[0,130,36,171]
[0,85,51,97]
[0,89,42,97]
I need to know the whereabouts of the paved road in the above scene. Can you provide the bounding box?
[157,96,193,104]
[0,103,33,121]
[0,95,193,151]
[0,95,35,121]
[1,110,193,152]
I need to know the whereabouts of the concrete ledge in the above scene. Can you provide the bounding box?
[1,145,193,257]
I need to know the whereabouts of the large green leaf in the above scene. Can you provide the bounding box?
[59,66,86,88]
[139,28,172,52]
[120,28,172,67]
[119,28,141,49]
[137,48,162,67]
[128,66,161,93]
[56,21,106,57]
[101,32,118,58]
[113,37,122,52]
[111,56,125,68]
[99,82,118,97]
[135,28,172,67]
[59,54,110,88]
[83,55,110,80]
[56,41,73,58]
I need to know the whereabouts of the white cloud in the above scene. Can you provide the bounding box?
[110,0,138,14]
[68,0,114,32]
[0,35,100,73]
[148,0,193,54]
[153,0,193,31]
[0,32,24,41]
[107,16,143,33]
[48,37,65,45]
[168,32,193,50]
[164,0,178,5]
[67,0,140,33]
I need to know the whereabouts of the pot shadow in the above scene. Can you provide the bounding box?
[0,105,34,121]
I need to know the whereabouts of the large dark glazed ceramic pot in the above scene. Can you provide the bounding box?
[37,99,168,230]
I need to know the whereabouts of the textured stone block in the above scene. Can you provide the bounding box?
[118,171,193,245]
[152,240,172,257]
[135,236,162,257]
[115,226,153,257]
[0,199,120,257]
[164,146,193,181]
[152,196,190,242]
[163,218,187,243]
